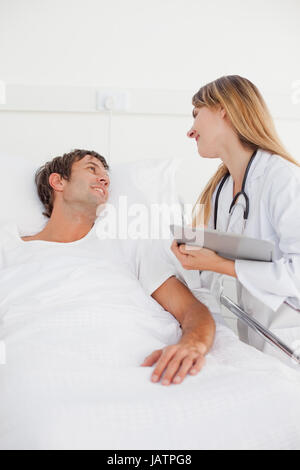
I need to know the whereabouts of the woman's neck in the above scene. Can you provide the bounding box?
[220,141,255,196]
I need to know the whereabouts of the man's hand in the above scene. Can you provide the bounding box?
[141,340,206,385]
[140,276,215,386]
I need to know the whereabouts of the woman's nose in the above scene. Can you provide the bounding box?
[187,128,196,138]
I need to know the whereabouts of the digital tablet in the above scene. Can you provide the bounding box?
[170,224,275,262]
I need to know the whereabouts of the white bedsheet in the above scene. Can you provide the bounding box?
[0,224,300,450]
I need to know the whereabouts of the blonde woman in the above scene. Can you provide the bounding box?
[171,75,300,359]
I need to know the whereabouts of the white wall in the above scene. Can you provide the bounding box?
[0,0,300,206]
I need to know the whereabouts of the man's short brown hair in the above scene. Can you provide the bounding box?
[35,149,109,218]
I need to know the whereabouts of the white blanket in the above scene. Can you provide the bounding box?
[0,224,300,450]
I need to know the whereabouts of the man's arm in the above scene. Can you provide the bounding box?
[141,276,216,385]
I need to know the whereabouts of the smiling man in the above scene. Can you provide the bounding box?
[0,149,215,386]
[22,150,110,243]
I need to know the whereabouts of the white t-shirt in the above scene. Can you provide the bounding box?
[0,223,222,317]
[0,223,174,297]
[133,237,223,321]
[0,223,184,368]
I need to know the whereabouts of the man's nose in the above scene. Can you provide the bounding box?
[187,128,196,138]
[97,175,110,186]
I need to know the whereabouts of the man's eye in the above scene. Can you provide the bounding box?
[89,167,96,171]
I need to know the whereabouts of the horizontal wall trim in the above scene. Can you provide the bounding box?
[0,84,299,120]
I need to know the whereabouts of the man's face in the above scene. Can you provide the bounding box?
[61,155,110,209]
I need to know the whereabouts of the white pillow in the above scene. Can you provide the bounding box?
[0,153,181,236]
[112,157,180,204]
[0,153,48,236]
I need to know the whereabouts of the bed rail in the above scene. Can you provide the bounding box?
[220,294,300,366]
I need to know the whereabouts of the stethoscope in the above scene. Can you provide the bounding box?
[214,149,258,230]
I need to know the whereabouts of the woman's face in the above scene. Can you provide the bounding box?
[187,106,229,158]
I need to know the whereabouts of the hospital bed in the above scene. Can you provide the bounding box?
[1,153,300,450]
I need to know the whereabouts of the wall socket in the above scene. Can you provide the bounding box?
[96,89,131,112]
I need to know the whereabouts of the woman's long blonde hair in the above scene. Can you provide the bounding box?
[192,75,300,227]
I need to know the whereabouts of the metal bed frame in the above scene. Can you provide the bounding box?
[220,294,300,366]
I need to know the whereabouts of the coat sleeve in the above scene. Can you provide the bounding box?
[235,164,300,312]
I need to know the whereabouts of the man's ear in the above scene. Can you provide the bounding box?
[48,173,65,192]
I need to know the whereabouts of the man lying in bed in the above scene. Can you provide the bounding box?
[0,149,216,386]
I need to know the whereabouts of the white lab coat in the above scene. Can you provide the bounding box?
[200,149,300,362]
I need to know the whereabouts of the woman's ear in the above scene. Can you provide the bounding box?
[48,173,65,192]
[219,107,227,119]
